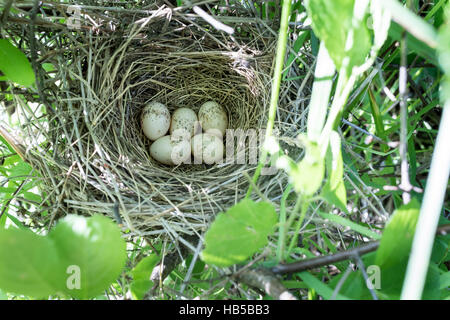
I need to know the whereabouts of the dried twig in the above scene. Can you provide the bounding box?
[271,224,450,275]
[0,0,14,26]
[235,268,297,300]
[192,5,235,34]
[0,124,26,160]
[28,0,55,115]
[271,241,380,275]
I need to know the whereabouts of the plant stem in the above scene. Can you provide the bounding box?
[276,184,292,263]
[401,103,450,300]
[399,29,412,204]
[286,200,309,256]
[246,0,291,198]
[306,41,336,142]
[318,70,355,155]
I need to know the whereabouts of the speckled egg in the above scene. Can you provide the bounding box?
[170,107,199,139]
[198,101,228,137]
[191,133,224,164]
[150,135,191,165]
[141,102,171,141]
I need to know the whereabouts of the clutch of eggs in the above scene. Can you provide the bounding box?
[142,101,227,165]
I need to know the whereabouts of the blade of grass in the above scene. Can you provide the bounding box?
[298,271,350,300]
[380,0,438,49]
[388,22,438,64]
[246,0,292,198]
[368,88,386,141]
[277,184,292,262]
[283,27,309,79]
[319,212,382,240]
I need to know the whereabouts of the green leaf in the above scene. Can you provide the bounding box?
[370,0,392,51]
[0,289,7,300]
[131,254,159,281]
[388,22,438,65]
[319,212,381,240]
[4,212,28,230]
[0,228,65,297]
[375,199,420,268]
[7,161,32,181]
[298,271,350,300]
[129,253,158,300]
[305,0,353,70]
[0,135,16,154]
[305,0,371,75]
[284,29,309,79]
[201,199,277,267]
[373,199,437,298]
[3,154,21,167]
[23,191,42,203]
[328,252,378,300]
[321,180,348,213]
[185,254,206,277]
[130,279,152,300]
[321,131,347,211]
[0,39,35,87]
[379,0,438,49]
[48,215,127,299]
[327,131,344,190]
[328,269,373,300]
[440,271,450,290]
[291,135,325,197]
[431,237,449,264]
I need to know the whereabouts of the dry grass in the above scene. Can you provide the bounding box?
[4,1,311,242]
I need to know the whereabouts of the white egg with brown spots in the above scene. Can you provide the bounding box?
[150,135,191,165]
[170,107,199,139]
[198,101,228,137]
[141,102,170,141]
[191,133,224,164]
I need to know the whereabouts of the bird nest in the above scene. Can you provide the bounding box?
[5,1,310,240]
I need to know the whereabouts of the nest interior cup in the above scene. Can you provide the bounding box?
[20,3,304,239]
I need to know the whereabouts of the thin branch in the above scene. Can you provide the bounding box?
[28,0,55,114]
[0,0,14,27]
[271,224,450,275]
[330,264,353,300]
[271,241,379,275]
[148,234,198,297]
[235,268,297,300]
[341,119,387,145]
[353,255,378,300]
[0,179,29,220]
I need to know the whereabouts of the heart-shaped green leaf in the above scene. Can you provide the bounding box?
[0,215,127,299]
[49,215,127,299]
[201,199,277,267]
[0,228,65,297]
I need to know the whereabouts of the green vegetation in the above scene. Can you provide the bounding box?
[0,0,448,300]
